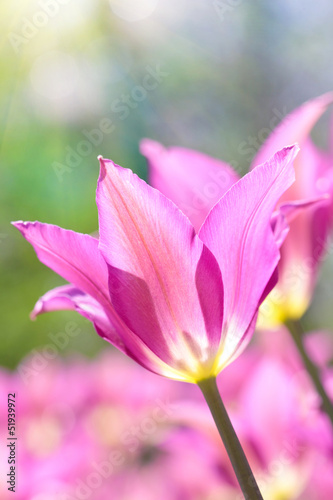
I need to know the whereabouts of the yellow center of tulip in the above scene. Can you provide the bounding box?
[257,286,309,329]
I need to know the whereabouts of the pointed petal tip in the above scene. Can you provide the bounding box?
[293,92,333,113]
[29,310,37,321]
[12,220,33,236]
[98,155,107,170]
[98,155,113,181]
[310,90,333,107]
[283,143,300,155]
[270,143,300,169]
[98,155,117,170]
[285,143,300,162]
[254,143,299,177]
[11,220,24,228]
[12,221,48,240]
[12,220,37,227]
[30,298,43,320]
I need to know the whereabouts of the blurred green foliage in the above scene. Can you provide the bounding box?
[1,0,333,368]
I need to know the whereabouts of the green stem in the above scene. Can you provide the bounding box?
[198,377,263,500]
[286,319,333,428]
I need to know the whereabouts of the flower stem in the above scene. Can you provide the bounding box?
[198,377,263,500]
[286,319,333,428]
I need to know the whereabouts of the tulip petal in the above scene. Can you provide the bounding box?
[12,221,110,310]
[96,157,224,380]
[31,283,195,381]
[140,139,240,231]
[31,284,111,328]
[271,195,329,250]
[274,146,332,321]
[31,284,127,352]
[252,92,333,175]
[199,146,298,369]
[30,285,128,352]
[31,284,82,317]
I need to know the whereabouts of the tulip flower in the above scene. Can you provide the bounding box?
[250,94,333,429]
[14,145,298,499]
[251,92,333,327]
[13,146,297,384]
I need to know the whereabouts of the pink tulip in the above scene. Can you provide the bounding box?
[14,146,298,384]
[252,92,333,326]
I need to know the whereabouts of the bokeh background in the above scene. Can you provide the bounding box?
[1,0,333,369]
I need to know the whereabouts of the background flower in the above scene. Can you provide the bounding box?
[252,93,333,327]
[1,327,332,499]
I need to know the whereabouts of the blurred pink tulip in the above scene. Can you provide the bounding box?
[252,93,333,326]
[140,138,240,232]
[14,145,297,383]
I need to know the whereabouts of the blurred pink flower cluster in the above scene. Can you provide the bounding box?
[1,327,332,500]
